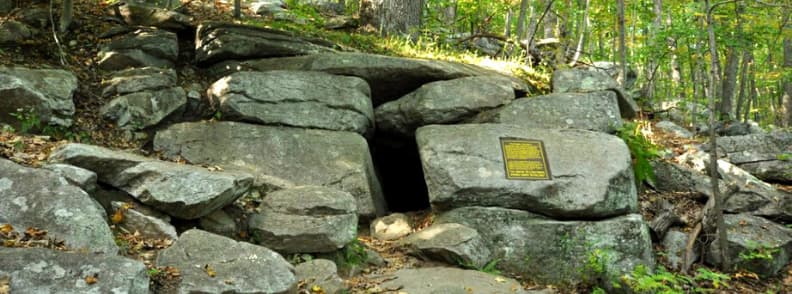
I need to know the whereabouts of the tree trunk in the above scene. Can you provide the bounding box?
[543,4,556,39]
[504,8,513,37]
[720,48,740,121]
[782,35,792,127]
[704,0,730,272]
[667,13,683,99]
[568,0,589,66]
[360,0,424,36]
[735,51,752,121]
[233,0,241,19]
[515,0,530,40]
[645,0,662,105]
[59,0,73,32]
[617,0,627,85]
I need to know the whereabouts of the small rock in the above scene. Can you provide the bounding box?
[662,229,696,271]
[370,213,412,241]
[656,120,693,139]
[706,214,792,277]
[380,267,530,294]
[111,201,178,240]
[199,208,239,239]
[97,28,178,70]
[402,223,491,269]
[0,66,77,128]
[295,259,345,294]
[42,163,98,193]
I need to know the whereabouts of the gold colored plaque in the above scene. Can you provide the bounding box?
[499,137,551,180]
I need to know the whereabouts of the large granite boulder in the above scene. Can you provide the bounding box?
[248,186,358,253]
[416,124,637,219]
[375,76,515,136]
[437,207,654,285]
[0,66,77,128]
[472,91,622,133]
[586,61,637,90]
[714,131,792,183]
[706,214,792,277]
[0,159,117,254]
[208,52,529,105]
[552,68,638,119]
[97,28,178,70]
[402,223,491,269]
[379,267,532,294]
[0,248,148,293]
[48,143,253,219]
[154,121,386,219]
[195,22,336,65]
[209,70,374,136]
[158,229,297,293]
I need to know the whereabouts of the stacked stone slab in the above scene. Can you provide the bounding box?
[415,124,653,286]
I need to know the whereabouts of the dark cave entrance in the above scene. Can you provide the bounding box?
[370,134,431,213]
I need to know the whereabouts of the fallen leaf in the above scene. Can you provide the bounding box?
[0,276,9,294]
[204,264,216,278]
[310,284,325,293]
[85,274,99,285]
[494,276,507,283]
[0,224,13,234]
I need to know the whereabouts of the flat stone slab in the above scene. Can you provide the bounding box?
[402,223,491,269]
[0,159,117,254]
[472,91,622,133]
[154,121,385,219]
[416,124,637,219]
[157,229,297,293]
[209,70,374,135]
[552,68,638,119]
[48,143,253,219]
[437,207,654,285]
[379,267,530,294]
[0,248,148,294]
[0,66,77,128]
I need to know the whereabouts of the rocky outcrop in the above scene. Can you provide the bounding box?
[209,70,374,135]
[154,121,385,219]
[0,66,77,128]
[195,22,337,65]
[655,120,693,138]
[402,223,491,269]
[472,91,622,133]
[375,75,515,136]
[437,207,654,285]
[552,68,639,119]
[48,143,254,219]
[113,2,193,31]
[714,131,792,183]
[157,229,297,293]
[248,186,358,253]
[101,87,186,130]
[0,159,117,254]
[706,214,792,277]
[208,52,529,105]
[379,267,532,294]
[97,28,178,70]
[416,124,637,219]
[0,248,148,294]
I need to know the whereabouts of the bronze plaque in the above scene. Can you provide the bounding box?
[499,137,551,180]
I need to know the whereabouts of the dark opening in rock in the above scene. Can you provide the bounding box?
[370,135,430,212]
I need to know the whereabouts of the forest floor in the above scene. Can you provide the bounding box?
[2,1,792,293]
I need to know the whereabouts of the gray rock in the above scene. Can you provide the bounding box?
[115,2,193,31]
[42,163,98,193]
[110,201,178,240]
[100,86,186,130]
[209,70,374,135]
[0,21,33,46]
[586,61,637,90]
[0,159,117,254]
[154,121,386,219]
[97,28,178,70]
[472,91,622,133]
[0,66,77,128]
[101,67,177,97]
[379,267,530,294]
[402,223,491,269]
[208,52,529,105]
[656,120,693,139]
[295,259,345,294]
[714,131,792,183]
[324,15,358,30]
[416,124,637,219]
[552,68,639,119]
[719,121,764,136]
[437,207,654,285]
[158,229,297,293]
[706,214,792,277]
[252,0,287,16]
[249,186,358,253]
[370,213,412,241]
[195,22,337,65]
[662,229,695,271]
[376,76,515,136]
[48,143,254,219]
[651,161,724,198]
[199,209,239,239]
[0,248,148,294]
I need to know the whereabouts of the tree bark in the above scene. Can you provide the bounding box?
[543,4,556,39]
[59,0,73,32]
[645,0,662,105]
[782,35,792,127]
[504,8,513,37]
[568,0,589,66]
[360,0,424,36]
[515,0,530,40]
[720,48,740,121]
[617,0,627,85]
[735,51,752,121]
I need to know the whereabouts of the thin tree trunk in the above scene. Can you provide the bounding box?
[516,0,529,39]
[233,0,241,19]
[543,4,557,39]
[505,8,513,37]
[645,0,662,105]
[667,13,683,99]
[361,0,424,36]
[735,51,752,120]
[59,0,73,32]
[704,0,730,272]
[617,0,627,85]
[721,48,740,121]
[782,35,792,127]
[568,0,590,66]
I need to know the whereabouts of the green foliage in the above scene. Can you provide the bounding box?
[738,240,779,262]
[694,267,730,289]
[10,108,41,134]
[287,253,314,265]
[584,248,611,276]
[147,267,162,277]
[340,239,368,267]
[616,121,661,186]
[620,265,691,294]
[776,153,791,161]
